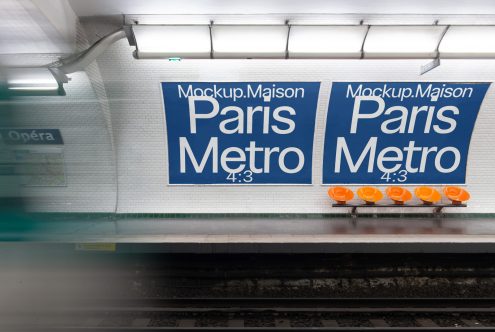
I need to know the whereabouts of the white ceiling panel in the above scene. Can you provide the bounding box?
[0,0,61,54]
[68,0,495,16]
[0,0,77,67]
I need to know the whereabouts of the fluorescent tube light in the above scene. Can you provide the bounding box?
[364,25,446,58]
[288,25,368,58]
[128,23,495,60]
[8,86,58,91]
[439,26,495,58]
[132,25,211,59]
[7,68,59,91]
[212,25,288,58]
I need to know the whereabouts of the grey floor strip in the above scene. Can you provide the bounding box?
[177,319,196,327]
[461,319,483,327]
[321,319,339,327]
[416,318,439,327]
[131,318,151,327]
[275,319,291,327]
[83,318,103,327]
[228,319,244,327]
[370,318,389,327]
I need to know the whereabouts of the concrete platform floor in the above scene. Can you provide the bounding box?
[2,215,495,253]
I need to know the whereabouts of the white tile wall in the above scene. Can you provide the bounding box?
[13,20,117,213]
[15,71,117,212]
[91,38,495,214]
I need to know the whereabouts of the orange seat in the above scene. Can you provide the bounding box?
[328,186,354,205]
[443,186,470,205]
[414,186,441,204]
[357,186,383,204]
[386,186,412,205]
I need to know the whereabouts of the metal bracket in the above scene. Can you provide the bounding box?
[285,20,291,60]
[209,20,214,59]
[420,23,450,75]
[123,25,136,46]
[351,206,358,219]
[334,203,465,219]
[433,206,444,218]
[360,21,370,59]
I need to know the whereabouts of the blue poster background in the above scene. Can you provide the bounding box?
[162,82,320,184]
[322,82,490,184]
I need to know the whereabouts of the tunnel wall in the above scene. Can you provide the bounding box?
[87,38,495,213]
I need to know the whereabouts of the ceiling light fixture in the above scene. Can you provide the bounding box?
[439,26,495,58]
[211,25,288,58]
[363,25,447,58]
[288,25,368,58]
[132,25,211,59]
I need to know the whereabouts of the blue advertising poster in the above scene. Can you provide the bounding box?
[322,82,490,184]
[162,82,320,184]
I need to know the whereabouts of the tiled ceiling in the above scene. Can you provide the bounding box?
[0,0,62,54]
[0,0,73,67]
[68,0,495,16]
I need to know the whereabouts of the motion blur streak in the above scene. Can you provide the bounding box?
[0,76,26,236]
[0,1,122,329]
[0,245,132,330]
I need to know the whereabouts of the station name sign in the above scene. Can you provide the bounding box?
[162,82,320,184]
[322,82,490,184]
[0,128,63,145]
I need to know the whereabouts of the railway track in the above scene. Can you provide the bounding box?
[86,297,495,311]
[5,298,495,331]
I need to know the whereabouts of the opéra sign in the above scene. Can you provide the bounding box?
[322,82,490,184]
[162,82,320,184]
[0,129,63,145]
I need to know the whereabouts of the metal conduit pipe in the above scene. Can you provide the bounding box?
[58,29,126,74]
